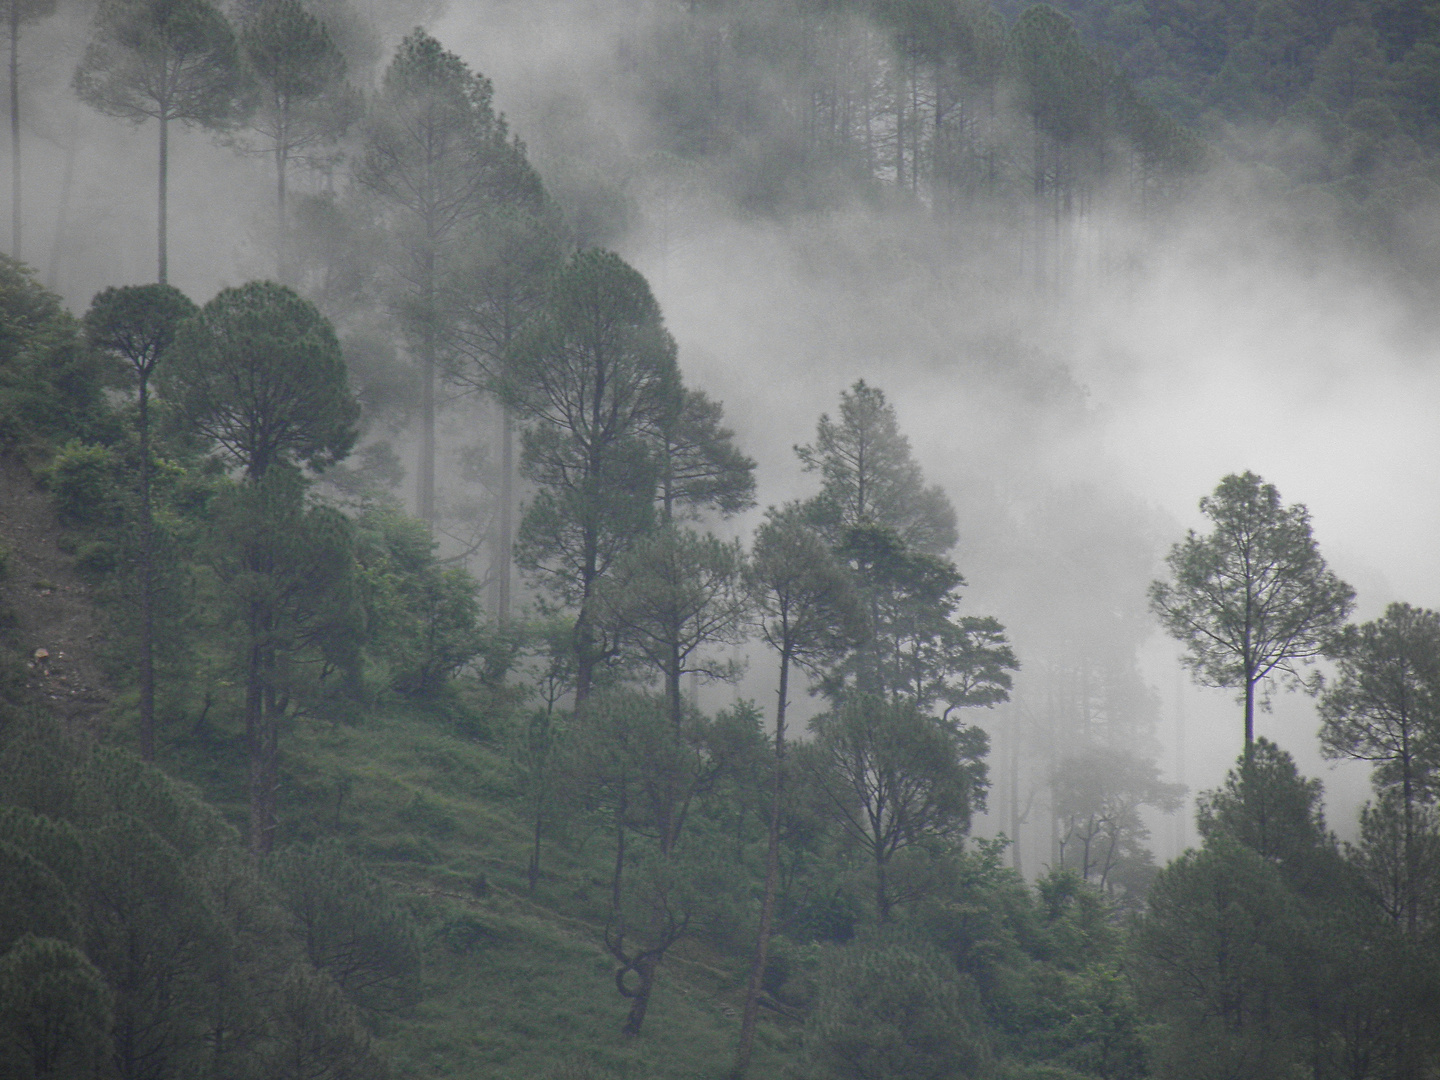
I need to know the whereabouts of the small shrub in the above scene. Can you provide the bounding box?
[44,442,120,528]
[268,840,424,1014]
[397,793,457,837]
[437,915,498,954]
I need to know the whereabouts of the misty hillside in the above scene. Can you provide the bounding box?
[2,1,1440,1079]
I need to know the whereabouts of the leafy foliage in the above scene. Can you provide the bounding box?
[502,248,682,699]
[1149,471,1354,748]
[807,695,988,921]
[0,719,388,1080]
[354,499,512,699]
[796,380,956,556]
[166,281,358,480]
[0,258,110,452]
[267,841,422,1015]
[73,0,245,127]
[800,935,989,1080]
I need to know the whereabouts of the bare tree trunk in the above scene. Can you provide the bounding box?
[246,621,265,857]
[574,608,595,704]
[733,643,792,1078]
[667,635,683,733]
[875,856,890,923]
[158,113,168,284]
[9,4,19,260]
[893,67,904,189]
[44,112,77,291]
[911,50,921,195]
[419,245,436,523]
[497,406,514,619]
[1403,755,1416,935]
[620,955,657,1037]
[138,381,155,761]
[275,140,287,282]
[1244,674,1255,752]
[574,525,600,702]
[1009,722,1023,876]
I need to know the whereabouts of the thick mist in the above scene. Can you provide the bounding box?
[16,0,1436,863]
[432,0,1436,854]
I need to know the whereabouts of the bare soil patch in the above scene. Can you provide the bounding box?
[0,454,112,730]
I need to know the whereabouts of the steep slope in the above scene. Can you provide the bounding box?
[0,453,110,728]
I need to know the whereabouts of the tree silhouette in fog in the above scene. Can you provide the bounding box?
[73,0,247,284]
[1150,471,1353,751]
[4,0,58,261]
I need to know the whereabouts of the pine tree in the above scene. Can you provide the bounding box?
[733,505,861,1079]
[1150,472,1355,751]
[437,207,561,617]
[354,28,542,524]
[1320,603,1440,933]
[796,379,955,555]
[73,0,247,283]
[165,281,359,853]
[499,249,680,701]
[83,283,197,762]
[234,0,358,280]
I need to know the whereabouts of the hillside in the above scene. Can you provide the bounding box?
[0,462,804,1080]
[0,449,800,1080]
[1,1,1438,1077]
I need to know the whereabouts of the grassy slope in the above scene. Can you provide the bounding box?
[163,703,804,1080]
[0,449,800,1079]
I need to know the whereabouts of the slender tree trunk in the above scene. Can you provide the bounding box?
[574,523,600,703]
[1244,674,1255,752]
[667,634,683,733]
[733,641,792,1079]
[911,51,920,195]
[245,610,266,857]
[611,788,627,922]
[1009,725,1023,876]
[158,113,168,284]
[497,406,514,619]
[527,712,548,894]
[621,954,657,1037]
[138,382,155,762]
[574,606,595,704]
[275,141,287,282]
[1403,752,1416,935]
[875,855,889,923]
[9,4,19,260]
[608,788,642,1027]
[894,68,904,189]
[258,680,280,854]
[419,245,436,523]
[44,111,77,291]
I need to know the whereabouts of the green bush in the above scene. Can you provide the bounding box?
[801,937,990,1080]
[43,441,120,528]
[0,257,113,452]
[268,840,424,1014]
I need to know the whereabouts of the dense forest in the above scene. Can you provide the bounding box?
[0,0,1438,1078]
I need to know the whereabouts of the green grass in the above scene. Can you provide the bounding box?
[160,700,805,1080]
